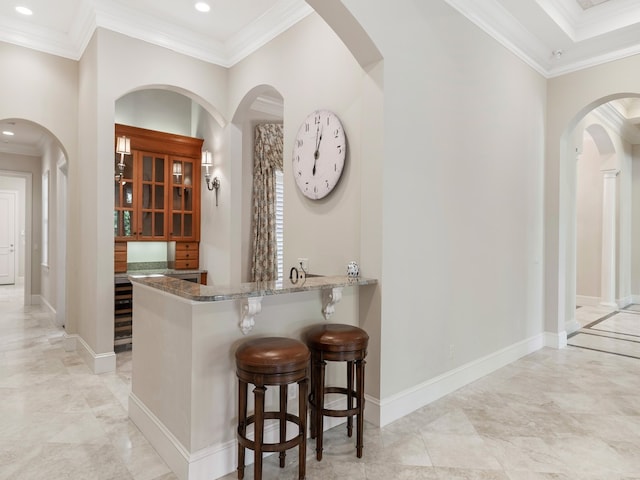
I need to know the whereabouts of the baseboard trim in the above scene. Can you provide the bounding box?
[40,295,56,315]
[76,336,116,374]
[617,296,633,309]
[544,330,567,349]
[372,334,545,427]
[129,393,347,480]
[576,295,599,306]
[564,318,580,336]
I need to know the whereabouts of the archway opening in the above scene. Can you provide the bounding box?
[230,85,284,283]
[0,118,68,326]
[560,96,640,342]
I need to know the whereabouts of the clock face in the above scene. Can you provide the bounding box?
[292,109,346,200]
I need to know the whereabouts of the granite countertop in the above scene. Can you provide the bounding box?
[129,274,377,302]
[115,268,206,280]
[115,261,207,282]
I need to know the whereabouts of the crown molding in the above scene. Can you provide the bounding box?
[93,0,229,65]
[444,0,640,79]
[0,0,311,67]
[443,0,549,76]
[0,16,79,60]
[537,0,640,42]
[225,0,314,66]
[546,42,640,78]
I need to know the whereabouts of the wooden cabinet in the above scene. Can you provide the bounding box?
[167,241,200,270]
[114,242,127,273]
[114,124,203,243]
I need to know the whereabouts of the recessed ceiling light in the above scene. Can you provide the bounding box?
[15,6,33,16]
[2,131,15,136]
[194,2,210,13]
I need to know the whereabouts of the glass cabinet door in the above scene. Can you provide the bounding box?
[114,153,135,240]
[138,152,167,239]
[170,157,197,240]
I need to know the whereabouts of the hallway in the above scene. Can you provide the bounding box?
[2,286,640,479]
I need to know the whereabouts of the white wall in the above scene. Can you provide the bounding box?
[116,89,193,135]
[576,133,604,299]
[342,1,546,409]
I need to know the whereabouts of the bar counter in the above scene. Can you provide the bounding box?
[130,273,377,301]
[127,273,376,480]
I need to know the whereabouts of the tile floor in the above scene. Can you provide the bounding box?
[3,284,640,479]
[570,303,640,359]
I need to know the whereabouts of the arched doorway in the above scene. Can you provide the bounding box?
[230,85,284,283]
[0,118,68,326]
[557,96,640,338]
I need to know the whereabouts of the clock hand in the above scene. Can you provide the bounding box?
[312,128,323,176]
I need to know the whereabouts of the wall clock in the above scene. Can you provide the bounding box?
[292,109,346,200]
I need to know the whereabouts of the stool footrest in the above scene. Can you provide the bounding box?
[238,412,305,453]
[309,386,363,418]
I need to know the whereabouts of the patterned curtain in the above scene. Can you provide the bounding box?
[251,123,283,282]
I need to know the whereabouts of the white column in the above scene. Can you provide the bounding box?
[600,169,619,308]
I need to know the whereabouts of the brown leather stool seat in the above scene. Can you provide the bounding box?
[235,337,309,480]
[305,323,369,461]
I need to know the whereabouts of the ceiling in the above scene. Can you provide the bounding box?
[2,0,640,155]
[445,0,640,77]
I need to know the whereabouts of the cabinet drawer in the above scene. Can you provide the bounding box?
[114,243,127,273]
[175,259,199,270]
[176,242,198,251]
[176,249,198,261]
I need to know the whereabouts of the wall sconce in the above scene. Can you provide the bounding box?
[172,161,182,179]
[115,135,131,182]
[202,150,220,206]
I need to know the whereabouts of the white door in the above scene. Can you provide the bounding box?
[0,191,16,285]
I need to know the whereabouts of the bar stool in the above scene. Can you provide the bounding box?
[235,337,309,480]
[305,323,369,461]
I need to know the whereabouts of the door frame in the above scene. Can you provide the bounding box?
[0,170,32,305]
[0,189,17,285]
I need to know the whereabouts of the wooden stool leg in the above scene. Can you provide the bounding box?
[237,379,248,480]
[279,385,287,468]
[316,358,326,461]
[298,377,308,480]
[356,359,366,458]
[309,352,317,440]
[346,360,354,438]
[254,385,266,480]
